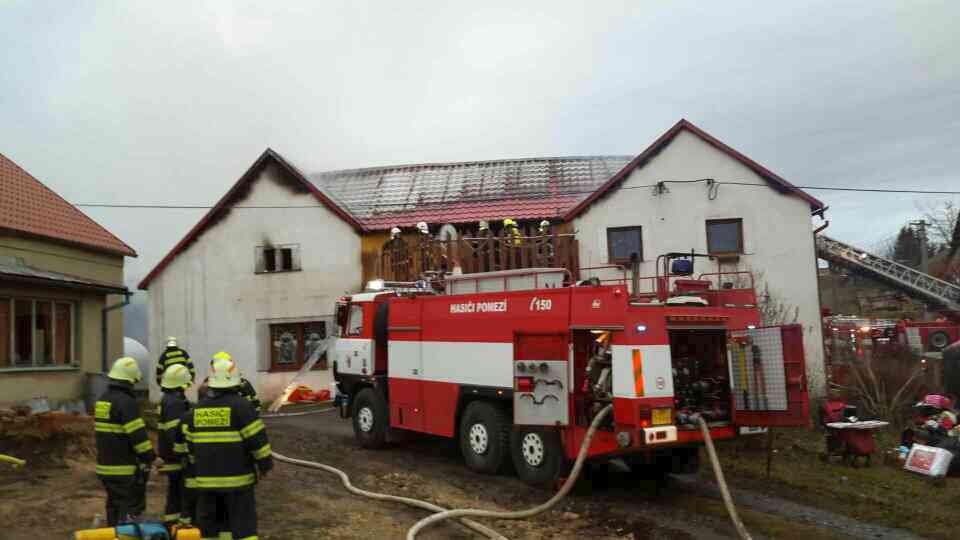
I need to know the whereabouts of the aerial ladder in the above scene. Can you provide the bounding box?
[816,235,960,315]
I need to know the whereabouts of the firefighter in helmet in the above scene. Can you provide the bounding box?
[95,357,155,526]
[184,353,272,539]
[538,219,555,262]
[383,226,412,281]
[213,351,263,414]
[503,218,522,247]
[157,363,193,527]
[416,221,434,275]
[156,336,195,386]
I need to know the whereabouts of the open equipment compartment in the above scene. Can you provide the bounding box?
[668,328,732,429]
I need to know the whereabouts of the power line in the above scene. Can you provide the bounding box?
[73,179,960,210]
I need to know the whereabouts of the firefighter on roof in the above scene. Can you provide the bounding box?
[503,218,522,247]
[156,336,195,386]
[95,357,155,526]
[158,364,194,527]
[183,353,272,539]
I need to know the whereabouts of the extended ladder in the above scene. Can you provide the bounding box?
[816,235,960,312]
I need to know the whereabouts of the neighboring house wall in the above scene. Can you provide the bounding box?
[0,235,125,404]
[572,130,826,396]
[147,163,362,401]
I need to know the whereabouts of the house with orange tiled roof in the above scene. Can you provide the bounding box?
[0,152,136,406]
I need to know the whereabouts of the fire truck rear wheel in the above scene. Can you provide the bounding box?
[511,427,563,487]
[352,388,387,449]
[459,401,510,474]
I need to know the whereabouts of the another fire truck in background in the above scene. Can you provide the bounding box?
[898,320,960,354]
[332,253,810,486]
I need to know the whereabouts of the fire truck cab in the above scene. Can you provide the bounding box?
[333,260,809,486]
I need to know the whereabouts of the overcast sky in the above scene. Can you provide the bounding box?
[2,0,959,290]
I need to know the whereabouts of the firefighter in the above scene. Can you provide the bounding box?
[158,364,193,527]
[95,357,156,526]
[416,221,434,275]
[212,351,262,414]
[184,354,272,539]
[538,220,555,263]
[503,218,522,247]
[156,336,196,386]
[173,405,197,526]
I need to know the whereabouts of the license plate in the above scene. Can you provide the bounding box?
[652,408,672,426]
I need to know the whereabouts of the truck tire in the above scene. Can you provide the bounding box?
[459,400,510,474]
[352,388,387,449]
[928,331,951,352]
[511,426,563,487]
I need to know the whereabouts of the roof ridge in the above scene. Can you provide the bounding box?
[311,154,635,178]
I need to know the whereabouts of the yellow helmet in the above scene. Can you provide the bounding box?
[212,350,232,364]
[208,354,241,389]
[161,364,192,390]
[108,356,142,383]
[503,218,517,227]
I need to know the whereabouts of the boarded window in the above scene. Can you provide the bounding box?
[706,219,743,255]
[606,226,643,264]
[256,244,301,273]
[269,321,328,372]
[14,299,32,366]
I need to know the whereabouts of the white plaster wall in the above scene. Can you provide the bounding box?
[573,130,826,397]
[147,162,361,401]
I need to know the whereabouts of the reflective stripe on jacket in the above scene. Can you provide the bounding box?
[95,381,155,476]
[182,389,272,491]
[155,346,196,384]
[158,389,192,469]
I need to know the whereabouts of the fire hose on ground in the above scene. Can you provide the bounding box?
[268,405,751,540]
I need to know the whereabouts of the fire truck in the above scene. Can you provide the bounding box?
[332,253,809,486]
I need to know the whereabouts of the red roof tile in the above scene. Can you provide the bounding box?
[0,152,136,257]
[311,156,633,230]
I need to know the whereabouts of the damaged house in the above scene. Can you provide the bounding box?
[139,119,828,401]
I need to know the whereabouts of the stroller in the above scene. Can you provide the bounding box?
[820,400,876,466]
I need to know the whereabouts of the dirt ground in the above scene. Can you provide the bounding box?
[0,411,931,539]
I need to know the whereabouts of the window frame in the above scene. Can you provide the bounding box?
[346,304,364,337]
[255,244,302,274]
[268,321,329,373]
[0,296,76,372]
[706,218,744,256]
[606,226,644,265]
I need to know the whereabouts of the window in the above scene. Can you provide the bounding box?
[706,219,744,255]
[347,304,364,336]
[255,244,301,273]
[1,297,75,369]
[606,226,643,264]
[269,321,328,372]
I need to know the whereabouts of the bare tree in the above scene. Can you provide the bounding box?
[752,271,799,325]
[918,200,960,250]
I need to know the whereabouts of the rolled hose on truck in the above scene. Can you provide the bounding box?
[269,406,751,540]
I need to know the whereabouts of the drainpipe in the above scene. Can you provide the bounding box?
[102,291,132,372]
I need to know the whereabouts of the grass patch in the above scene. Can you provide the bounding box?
[710,428,960,539]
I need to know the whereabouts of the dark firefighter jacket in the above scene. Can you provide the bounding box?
[182,388,272,491]
[158,389,192,473]
[238,378,262,414]
[95,380,155,476]
[173,409,195,487]
[155,346,196,385]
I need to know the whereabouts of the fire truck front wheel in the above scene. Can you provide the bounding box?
[511,427,563,487]
[352,388,388,449]
[459,401,510,474]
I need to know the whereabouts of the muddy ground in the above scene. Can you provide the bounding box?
[0,410,925,539]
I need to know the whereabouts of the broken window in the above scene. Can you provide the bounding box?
[256,244,301,273]
[2,297,75,369]
[606,226,643,264]
[706,219,743,255]
[269,321,328,372]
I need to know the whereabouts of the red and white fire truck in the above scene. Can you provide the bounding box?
[332,253,810,486]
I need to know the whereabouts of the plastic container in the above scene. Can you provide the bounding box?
[904,444,954,478]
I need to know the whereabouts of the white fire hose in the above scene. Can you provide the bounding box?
[269,404,750,540]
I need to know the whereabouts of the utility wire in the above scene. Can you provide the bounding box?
[73,180,960,210]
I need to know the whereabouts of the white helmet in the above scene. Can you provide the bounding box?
[539,220,550,229]
[390,226,401,238]
[166,336,178,348]
[416,222,429,234]
[478,220,489,231]
[161,364,192,390]
[208,352,241,389]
